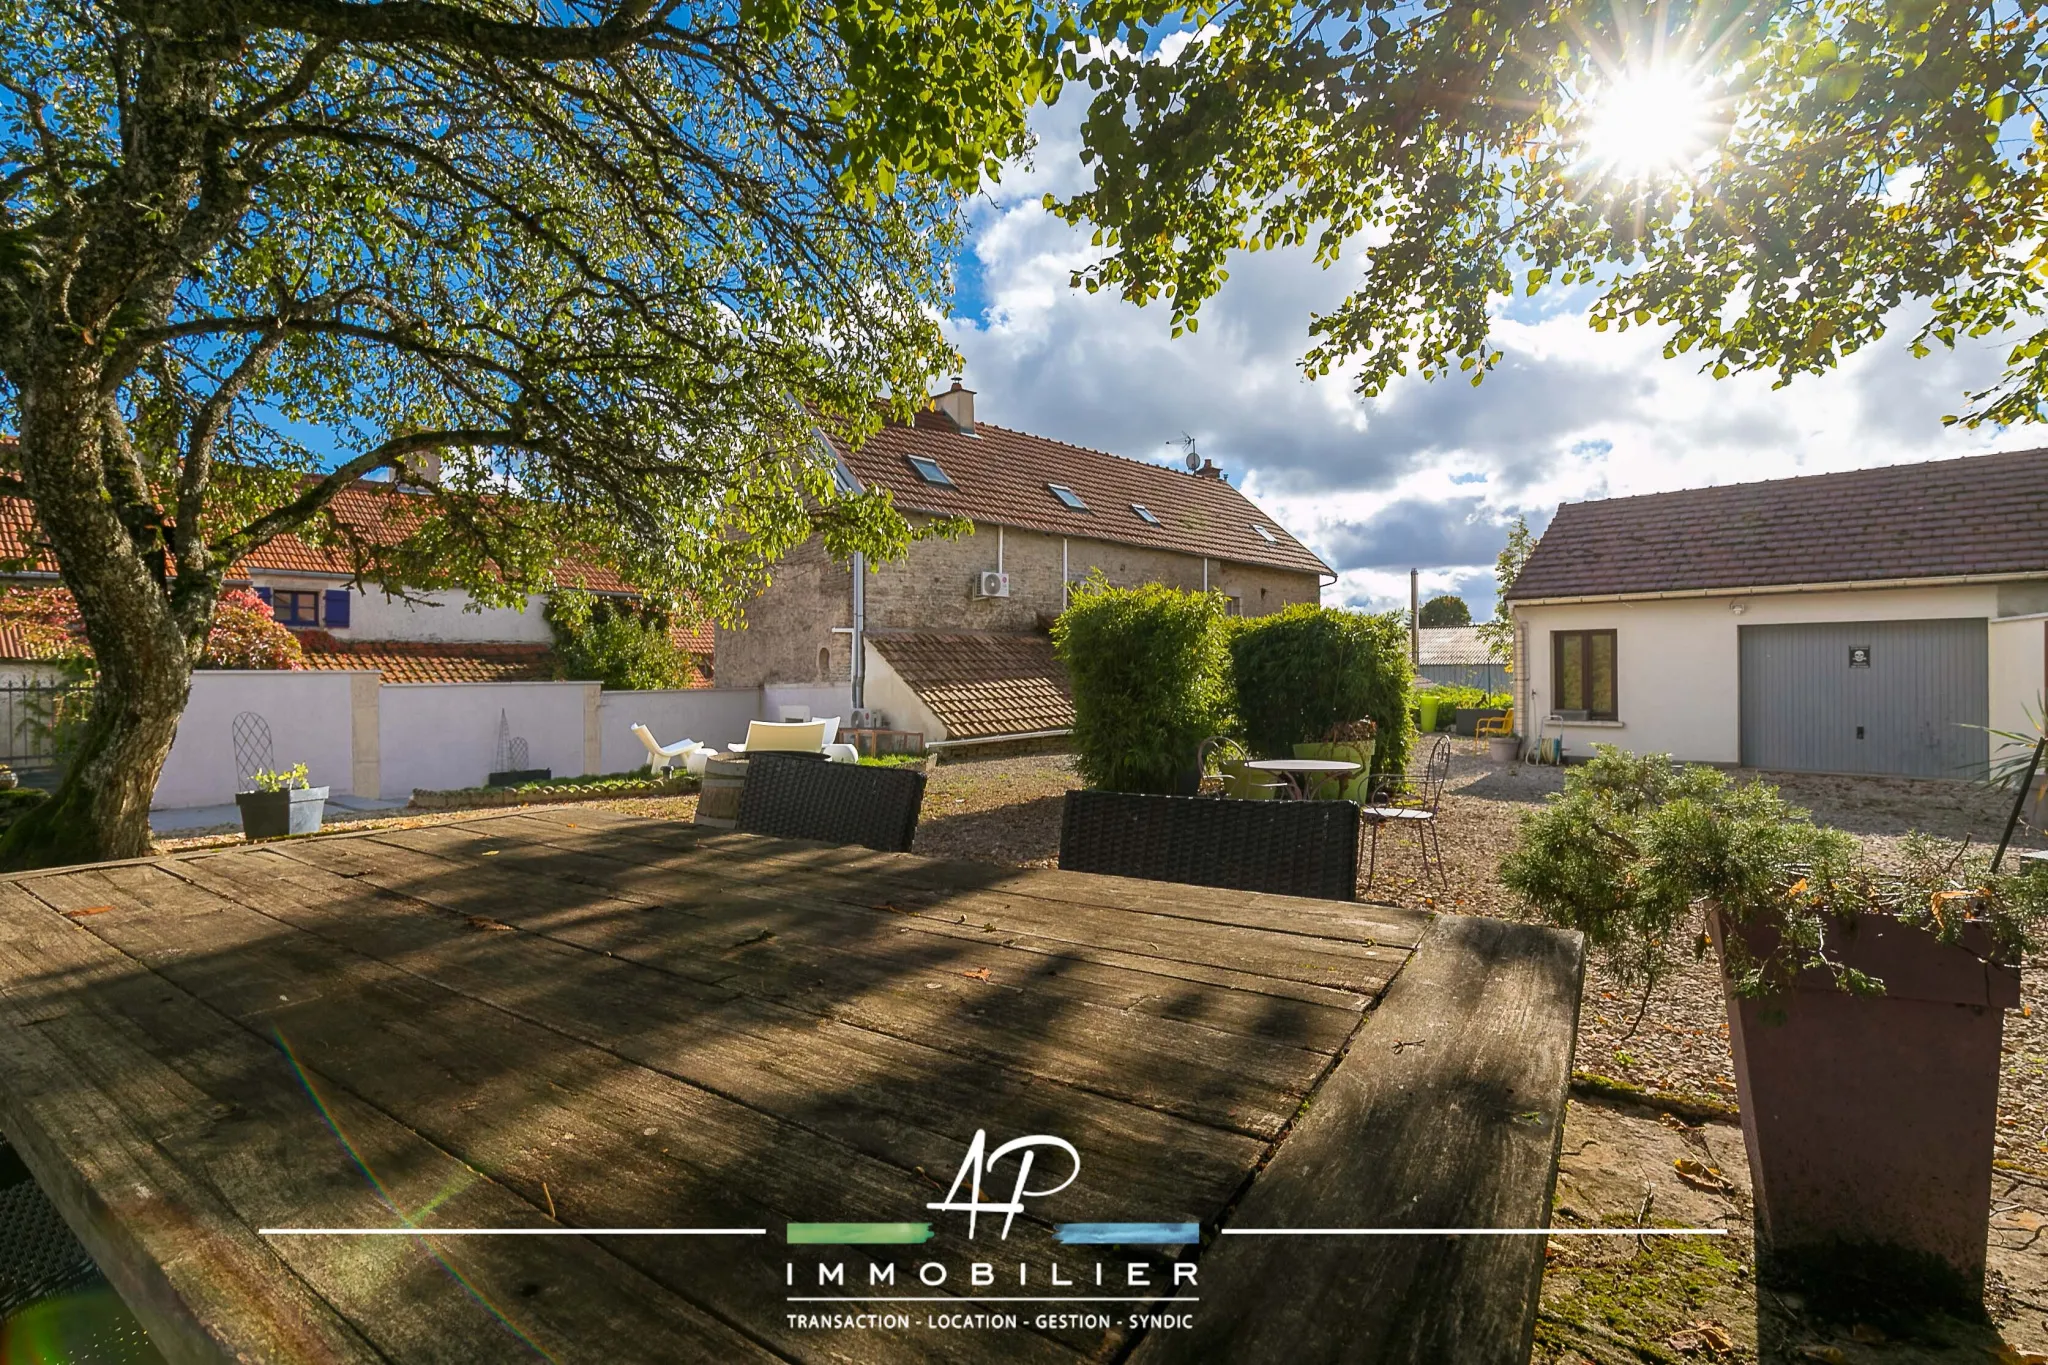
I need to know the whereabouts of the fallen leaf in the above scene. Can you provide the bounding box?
[62,905,112,918]
[1693,1321,1734,1352]
[465,915,514,932]
[481,850,500,856]
[1849,1323,1884,1344]
[963,967,991,982]
[1673,1157,1735,1195]
[1796,1347,1846,1364]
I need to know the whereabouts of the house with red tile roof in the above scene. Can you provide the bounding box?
[716,384,1332,747]
[0,453,714,686]
[1504,449,2048,778]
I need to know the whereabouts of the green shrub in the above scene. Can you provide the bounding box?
[1053,577,1231,793]
[1499,746,2048,998]
[546,589,696,691]
[1229,605,1413,775]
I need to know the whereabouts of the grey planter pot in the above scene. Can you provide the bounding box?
[236,786,329,840]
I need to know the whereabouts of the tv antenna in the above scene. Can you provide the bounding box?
[1176,433,1201,471]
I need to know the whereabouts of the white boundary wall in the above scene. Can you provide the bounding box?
[377,681,598,799]
[153,675,793,809]
[159,670,376,808]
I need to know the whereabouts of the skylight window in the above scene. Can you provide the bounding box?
[1048,483,1089,511]
[1252,524,1278,544]
[1131,503,1161,525]
[831,463,859,494]
[906,454,954,487]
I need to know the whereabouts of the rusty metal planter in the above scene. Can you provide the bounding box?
[1708,908,2019,1296]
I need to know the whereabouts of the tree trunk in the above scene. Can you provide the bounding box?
[0,384,205,870]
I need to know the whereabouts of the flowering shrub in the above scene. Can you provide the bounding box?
[200,590,306,670]
[0,587,90,661]
[0,586,304,670]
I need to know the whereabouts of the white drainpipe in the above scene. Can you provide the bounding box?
[1062,538,1069,607]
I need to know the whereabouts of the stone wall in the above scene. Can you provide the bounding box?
[866,518,1320,632]
[714,517,1324,689]
[712,537,853,689]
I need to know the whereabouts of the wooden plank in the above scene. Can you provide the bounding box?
[25,863,1088,1363]
[493,810,1433,949]
[0,882,770,1365]
[175,847,1271,1229]
[292,835,1354,1137]
[353,819,1405,1004]
[1128,914,1586,1365]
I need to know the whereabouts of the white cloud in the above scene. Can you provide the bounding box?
[950,96,2018,617]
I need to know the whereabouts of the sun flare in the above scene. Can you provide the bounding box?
[1580,70,1716,181]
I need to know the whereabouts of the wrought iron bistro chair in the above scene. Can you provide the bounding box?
[1057,789,1360,902]
[733,751,928,853]
[1359,735,1453,894]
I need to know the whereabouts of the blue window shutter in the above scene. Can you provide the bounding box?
[323,589,351,628]
[252,586,272,607]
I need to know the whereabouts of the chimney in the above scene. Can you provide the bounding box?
[1195,457,1225,481]
[415,451,442,486]
[933,379,976,434]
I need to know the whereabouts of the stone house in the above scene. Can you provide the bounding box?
[714,385,1332,748]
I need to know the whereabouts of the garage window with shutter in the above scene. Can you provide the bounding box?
[1552,629,1618,720]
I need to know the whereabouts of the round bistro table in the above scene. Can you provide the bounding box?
[1242,757,1362,801]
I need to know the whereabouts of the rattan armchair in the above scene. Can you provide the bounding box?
[1057,789,1359,901]
[734,751,927,853]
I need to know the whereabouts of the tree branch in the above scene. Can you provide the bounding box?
[211,429,552,562]
[228,0,679,61]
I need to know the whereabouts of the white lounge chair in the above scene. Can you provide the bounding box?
[728,719,860,764]
[631,723,701,774]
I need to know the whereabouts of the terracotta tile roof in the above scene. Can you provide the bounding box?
[868,631,1074,740]
[1507,448,2048,602]
[297,638,558,684]
[1417,626,1491,665]
[0,482,633,591]
[0,621,75,662]
[827,409,1330,578]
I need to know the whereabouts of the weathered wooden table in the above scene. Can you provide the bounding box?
[0,809,1583,1363]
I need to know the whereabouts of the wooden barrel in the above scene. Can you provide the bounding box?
[696,756,746,828]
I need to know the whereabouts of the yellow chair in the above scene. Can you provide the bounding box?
[1474,707,1514,749]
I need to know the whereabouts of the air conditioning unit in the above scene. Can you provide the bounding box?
[975,571,1011,599]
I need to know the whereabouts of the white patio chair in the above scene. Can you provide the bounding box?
[631,723,701,774]
[727,719,861,765]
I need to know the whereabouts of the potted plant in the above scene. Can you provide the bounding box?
[1292,717,1379,800]
[1501,747,2046,1308]
[1486,731,1521,763]
[235,764,329,840]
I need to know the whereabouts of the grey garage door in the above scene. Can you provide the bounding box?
[1738,618,1988,778]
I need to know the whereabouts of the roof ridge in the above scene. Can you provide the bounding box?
[1553,445,2048,511]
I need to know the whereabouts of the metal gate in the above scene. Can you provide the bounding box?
[1738,619,1988,778]
[0,682,91,775]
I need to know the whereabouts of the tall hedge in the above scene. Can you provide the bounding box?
[1053,578,1231,793]
[1228,604,1413,774]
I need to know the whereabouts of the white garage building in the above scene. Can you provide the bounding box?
[1504,449,2048,779]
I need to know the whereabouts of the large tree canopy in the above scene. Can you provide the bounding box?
[0,0,1071,865]
[1061,0,2048,425]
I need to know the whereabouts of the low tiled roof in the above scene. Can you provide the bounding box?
[868,631,1073,740]
[828,408,1330,578]
[298,639,557,684]
[1417,626,1491,665]
[0,480,633,592]
[0,621,75,662]
[1508,448,2048,601]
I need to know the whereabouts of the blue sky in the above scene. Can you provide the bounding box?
[943,92,2021,619]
